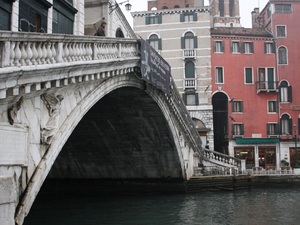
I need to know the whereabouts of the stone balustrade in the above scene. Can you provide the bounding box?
[203,149,241,168]
[0,32,140,99]
[0,32,139,68]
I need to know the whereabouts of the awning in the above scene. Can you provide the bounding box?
[236,138,280,145]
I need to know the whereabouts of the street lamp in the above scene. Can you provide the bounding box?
[293,124,299,168]
[109,0,132,14]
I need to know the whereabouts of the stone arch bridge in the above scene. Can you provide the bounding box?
[0,32,241,225]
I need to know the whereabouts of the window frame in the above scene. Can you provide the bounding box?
[215,67,224,84]
[244,67,253,84]
[232,100,243,113]
[147,34,162,51]
[268,100,278,113]
[232,123,244,136]
[264,42,275,54]
[267,123,279,136]
[145,14,162,25]
[280,114,292,135]
[214,40,224,53]
[276,25,286,38]
[231,41,241,53]
[275,4,292,14]
[182,92,199,106]
[279,81,292,103]
[243,42,254,54]
[278,46,288,65]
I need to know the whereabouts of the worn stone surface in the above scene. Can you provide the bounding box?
[48,87,183,179]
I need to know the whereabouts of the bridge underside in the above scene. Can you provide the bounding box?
[47,87,183,182]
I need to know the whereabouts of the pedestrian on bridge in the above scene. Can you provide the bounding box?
[94,18,107,37]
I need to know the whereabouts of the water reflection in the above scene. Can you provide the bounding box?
[25,189,300,225]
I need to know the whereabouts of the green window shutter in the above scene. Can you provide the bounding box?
[158,15,162,24]
[214,41,216,52]
[182,94,187,105]
[298,118,300,135]
[288,86,292,102]
[250,42,254,53]
[289,118,293,134]
[272,42,276,53]
[268,68,274,89]
[230,42,233,53]
[238,42,242,53]
[232,124,234,135]
[267,124,270,135]
[241,42,244,53]
[181,37,185,49]
[264,42,267,53]
[180,14,184,22]
[221,41,224,52]
[245,68,252,83]
[241,124,244,135]
[241,101,244,112]
[275,124,279,135]
[195,93,199,105]
[194,36,198,48]
[280,118,283,134]
[158,39,162,50]
[145,17,150,25]
[193,12,197,21]
[279,88,282,102]
[276,101,279,113]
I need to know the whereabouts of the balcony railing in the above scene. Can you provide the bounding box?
[183,78,196,89]
[183,49,196,58]
[256,81,279,92]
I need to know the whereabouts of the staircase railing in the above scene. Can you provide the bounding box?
[203,149,241,168]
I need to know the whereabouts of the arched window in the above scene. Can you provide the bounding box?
[186,4,190,8]
[162,6,168,9]
[280,114,292,135]
[148,34,161,51]
[174,5,180,8]
[115,28,124,38]
[181,32,197,49]
[278,46,287,64]
[185,61,195,78]
[279,81,292,102]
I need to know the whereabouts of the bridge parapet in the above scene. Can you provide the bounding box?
[0,32,140,99]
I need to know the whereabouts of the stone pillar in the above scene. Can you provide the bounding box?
[235,0,240,17]
[224,0,230,17]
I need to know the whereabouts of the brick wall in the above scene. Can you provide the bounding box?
[148,0,195,10]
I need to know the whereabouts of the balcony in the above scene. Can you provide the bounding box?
[183,49,196,59]
[183,78,196,89]
[256,81,279,93]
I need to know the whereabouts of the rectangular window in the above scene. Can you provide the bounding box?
[243,42,254,54]
[268,100,278,113]
[245,68,253,84]
[215,67,224,84]
[281,118,292,135]
[277,26,286,37]
[267,123,279,136]
[280,87,288,102]
[232,101,243,113]
[264,42,275,54]
[146,15,162,25]
[214,41,224,53]
[275,4,292,13]
[232,124,244,136]
[180,13,197,22]
[231,41,241,53]
[182,93,199,106]
[257,68,276,91]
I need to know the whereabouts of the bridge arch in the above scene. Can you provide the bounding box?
[16,73,190,224]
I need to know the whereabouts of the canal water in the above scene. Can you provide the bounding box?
[24,188,300,225]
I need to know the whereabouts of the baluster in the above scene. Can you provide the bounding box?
[46,43,52,64]
[19,42,27,66]
[14,42,21,66]
[10,42,15,66]
[87,43,93,60]
[25,42,33,66]
[51,42,56,63]
[31,42,38,65]
[69,43,74,61]
[78,43,83,61]
[40,43,47,64]
[62,43,68,62]
[36,42,43,64]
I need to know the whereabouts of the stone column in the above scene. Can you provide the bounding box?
[235,0,240,17]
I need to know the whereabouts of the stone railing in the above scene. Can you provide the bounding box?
[167,78,203,161]
[0,32,140,99]
[0,32,139,68]
[203,149,241,168]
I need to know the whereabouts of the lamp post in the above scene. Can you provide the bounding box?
[109,0,132,14]
[294,124,299,168]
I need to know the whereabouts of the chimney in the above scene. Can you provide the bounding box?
[251,7,260,28]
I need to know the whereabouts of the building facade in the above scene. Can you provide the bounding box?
[132,0,214,150]
[211,0,300,170]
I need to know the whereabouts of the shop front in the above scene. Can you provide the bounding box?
[235,138,279,169]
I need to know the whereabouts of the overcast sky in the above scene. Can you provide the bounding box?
[121,0,269,28]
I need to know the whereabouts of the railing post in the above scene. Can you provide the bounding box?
[0,41,11,67]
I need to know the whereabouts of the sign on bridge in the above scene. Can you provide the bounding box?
[140,39,171,94]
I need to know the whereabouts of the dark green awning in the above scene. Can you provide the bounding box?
[236,138,280,145]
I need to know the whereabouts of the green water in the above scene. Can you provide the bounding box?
[24,188,300,225]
